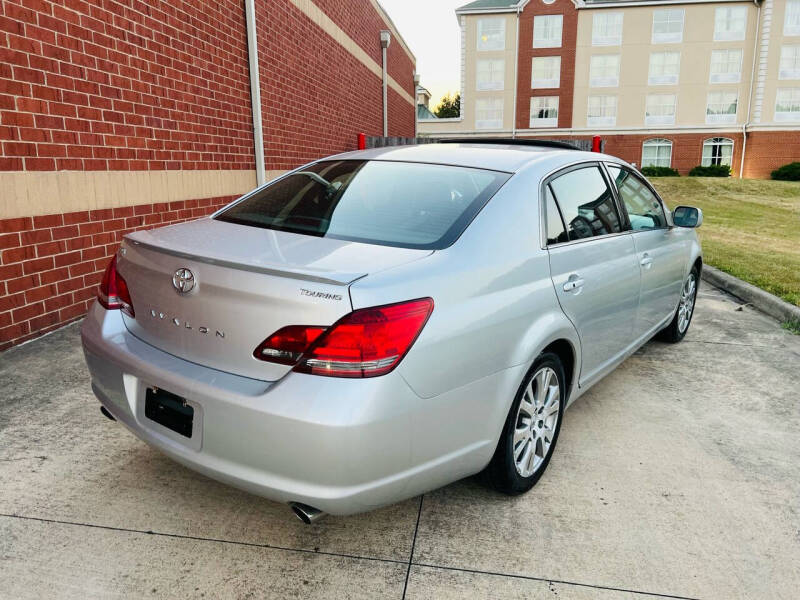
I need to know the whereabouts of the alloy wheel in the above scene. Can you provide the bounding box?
[513,366,561,477]
[677,273,697,334]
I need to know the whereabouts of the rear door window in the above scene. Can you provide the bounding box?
[216,160,510,250]
[544,185,568,245]
[548,165,623,241]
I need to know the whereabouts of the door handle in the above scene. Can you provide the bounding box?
[640,254,653,268]
[563,277,585,292]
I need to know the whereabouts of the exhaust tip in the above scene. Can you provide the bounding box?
[100,406,116,421]
[289,502,326,524]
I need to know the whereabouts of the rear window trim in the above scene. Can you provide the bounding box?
[214,159,514,251]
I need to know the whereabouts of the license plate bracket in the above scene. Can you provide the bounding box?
[144,387,193,438]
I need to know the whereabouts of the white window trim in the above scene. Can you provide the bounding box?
[775,88,800,121]
[592,12,624,47]
[531,56,561,89]
[476,58,505,91]
[587,95,617,127]
[642,138,673,168]
[475,97,504,129]
[785,0,800,36]
[779,46,800,80]
[710,49,743,84]
[533,15,563,49]
[530,96,559,128]
[589,54,620,88]
[477,18,505,51]
[706,92,738,124]
[652,9,684,44]
[701,138,734,167]
[648,52,681,86]
[645,94,677,126]
[714,6,747,42]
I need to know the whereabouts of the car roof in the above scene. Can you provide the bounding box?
[327,142,624,174]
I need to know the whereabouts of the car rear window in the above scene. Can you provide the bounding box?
[215,160,510,250]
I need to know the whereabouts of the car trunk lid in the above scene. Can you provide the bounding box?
[118,218,432,381]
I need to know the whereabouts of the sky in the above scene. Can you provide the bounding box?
[379,0,465,110]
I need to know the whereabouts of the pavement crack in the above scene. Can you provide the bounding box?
[401,495,424,599]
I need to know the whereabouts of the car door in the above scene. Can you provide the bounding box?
[544,163,640,385]
[606,164,686,338]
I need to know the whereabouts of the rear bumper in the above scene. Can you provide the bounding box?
[80,303,521,515]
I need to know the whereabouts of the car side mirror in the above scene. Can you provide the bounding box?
[672,205,703,228]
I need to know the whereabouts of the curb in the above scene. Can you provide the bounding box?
[701,265,800,324]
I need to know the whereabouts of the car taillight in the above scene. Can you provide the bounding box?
[254,298,434,378]
[98,254,135,317]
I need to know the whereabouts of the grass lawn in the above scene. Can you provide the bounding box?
[650,177,800,307]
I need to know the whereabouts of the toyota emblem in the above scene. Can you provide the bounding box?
[172,268,195,294]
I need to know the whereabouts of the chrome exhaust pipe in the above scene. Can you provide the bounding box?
[100,406,116,421]
[289,502,326,524]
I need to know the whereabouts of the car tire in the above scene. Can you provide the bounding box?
[484,352,566,495]
[658,265,700,344]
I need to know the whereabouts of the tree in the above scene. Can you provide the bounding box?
[434,93,461,118]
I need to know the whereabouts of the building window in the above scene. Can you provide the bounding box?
[702,138,734,167]
[589,54,620,87]
[477,59,505,91]
[785,0,800,36]
[534,15,563,48]
[706,91,738,124]
[642,139,673,168]
[475,97,504,129]
[648,51,680,85]
[652,9,684,44]
[530,96,559,128]
[710,49,743,84]
[645,94,677,125]
[592,12,623,46]
[587,95,617,126]
[477,18,505,51]
[775,88,800,121]
[714,6,746,42]
[532,56,561,89]
[779,46,800,80]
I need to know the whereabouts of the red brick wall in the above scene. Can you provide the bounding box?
[0,196,235,350]
[516,0,578,130]
[255,0,415,169]
[741,131,800,178]
[1,0,416,350]
[520,132,745,176]
[0,0,254,172]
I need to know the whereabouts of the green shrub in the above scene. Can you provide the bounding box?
[640,166,680,177]
[771,162,800,181]
[689,164,731,177]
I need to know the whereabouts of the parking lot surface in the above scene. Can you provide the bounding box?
[1,282,799,599]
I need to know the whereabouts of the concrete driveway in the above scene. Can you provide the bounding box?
[1,282,799,599]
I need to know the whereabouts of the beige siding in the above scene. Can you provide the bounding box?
[573,2,758,129]
[759,0,800,124]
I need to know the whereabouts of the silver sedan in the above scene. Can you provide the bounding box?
[81,141,702,522]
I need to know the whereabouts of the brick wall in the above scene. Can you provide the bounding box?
[0,196,234,350]
[516,0,578,130]
[1,0,416,350]
[741,131,800,179]
[0,0,254,172]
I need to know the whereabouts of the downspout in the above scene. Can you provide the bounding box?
[740,0,761,179]
[511,6,521,138]
[380,31,392,137]
[244,0,266,186]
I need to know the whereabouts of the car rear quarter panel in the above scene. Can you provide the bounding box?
[349,166,581,411]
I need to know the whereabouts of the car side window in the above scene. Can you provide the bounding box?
[607,165,667,231]
[545,185,568,245]
[549,165,622,241]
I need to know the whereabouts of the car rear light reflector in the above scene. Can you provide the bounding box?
[98,254,135,317]
[254,298,434,378]
[253,325,326,365]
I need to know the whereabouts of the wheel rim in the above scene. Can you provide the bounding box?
[513,366,561,478]
[677,273,697,334]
